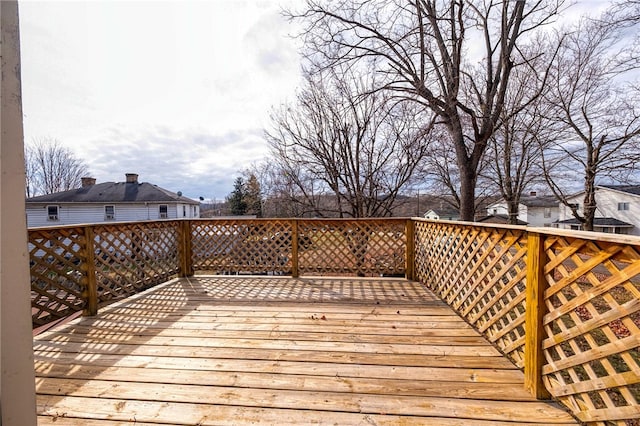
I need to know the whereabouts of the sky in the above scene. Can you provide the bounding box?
[18,1,613,202]
[19,0,304,201]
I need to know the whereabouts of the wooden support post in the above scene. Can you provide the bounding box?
[1,2,38,422]
[291,219,299,278]
[180,220,193,277]
[524,232,551,399]
[83,226,98,316]
[405,219,415,281]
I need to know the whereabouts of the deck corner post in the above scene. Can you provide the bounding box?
[405,219,416,281]
[180,220,193,277]
[291,219,299,278]
[83,226,98,316]
[524,231,551,399]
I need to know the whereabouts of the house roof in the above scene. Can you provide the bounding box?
[518,195,558,208]
[598,185,640,196]
[477,214,527,225]
[555,217,634,228]
[424,208,460,218]
[563,185,640,201]
[26,181,199,205]
[489,195,558,209]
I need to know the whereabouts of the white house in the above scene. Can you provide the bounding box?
[26,173,200,227]
[424,207,460,221]
[485,193,559,227]
[555,185,640,235]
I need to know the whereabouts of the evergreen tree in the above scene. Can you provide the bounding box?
[226,177,247,216]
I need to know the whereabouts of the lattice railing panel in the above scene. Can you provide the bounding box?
[298,219,406,277]
[29,227,88,326]
[414,220,528,367]
[191,220,293,275]
[93,221,181,303]
[542,234,640,425]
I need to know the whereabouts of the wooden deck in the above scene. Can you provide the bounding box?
[33,276,578,425]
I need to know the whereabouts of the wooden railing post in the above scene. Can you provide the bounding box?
[180,220,193,277]
[524,232,551,399]
[291,219,299,278]
[83,226,98,316]
[405,219,415,281]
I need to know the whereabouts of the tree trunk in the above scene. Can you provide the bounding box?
[459,165,476,221]
[582,157,597,231]
[508,201,520,225]
[583,181,597,232]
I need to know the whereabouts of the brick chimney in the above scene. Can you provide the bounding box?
[125,173,138,184]
[81,177,96,187]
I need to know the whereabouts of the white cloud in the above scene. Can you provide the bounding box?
[19,0,303,199]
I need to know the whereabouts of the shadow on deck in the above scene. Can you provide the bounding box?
[33,276,578,425]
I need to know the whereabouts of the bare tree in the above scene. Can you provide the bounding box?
[266,68,433,218]
[484,55,549,224]
[422,128,498,219]
[25,138,90,196]
[291,0,565,220]
[541,10,640,231]
[244,173,264,217]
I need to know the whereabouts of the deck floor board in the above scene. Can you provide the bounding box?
[34,276,578,425]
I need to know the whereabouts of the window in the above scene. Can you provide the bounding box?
[568,203,580,211]
[183,205,186,217]
[104,205,115,220]
[47,205,59,221]
[159,205,168,219]
[618,202,630,211]
[193,206,197,216]
[543,207,551,218]
[492,208,498,215]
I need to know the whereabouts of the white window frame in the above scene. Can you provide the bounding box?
[159,204,168,219]
[183,205,186,217]
[543,207,551,218]
[47,205,59,221]
[104,205,115,220]
[618,202,630,211]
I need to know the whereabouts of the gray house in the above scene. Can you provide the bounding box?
[26,173,200,227]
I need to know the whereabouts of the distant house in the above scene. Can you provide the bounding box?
[555,185,639,235]
[423,207,460,221]
[26,173,200,228]
[476,214,527,225]
[485,193,559,227]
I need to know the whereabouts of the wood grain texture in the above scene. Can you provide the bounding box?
[34,276,577,425]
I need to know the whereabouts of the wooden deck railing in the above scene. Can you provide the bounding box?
[413,219,640,425]
[28,217,640,424]
[29,218,409,326]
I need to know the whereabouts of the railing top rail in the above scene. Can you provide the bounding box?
[192,217,411,222]
[28,218,182,232]
[413,217,640,245]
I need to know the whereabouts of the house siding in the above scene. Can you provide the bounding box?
[26,203,200,228]
[559,188,640,235]
[527,206,559,228]
[487,200,558,227]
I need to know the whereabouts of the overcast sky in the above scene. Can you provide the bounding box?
[19,1,612,202]
[19,0,303,201]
